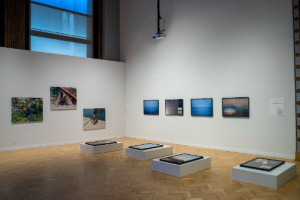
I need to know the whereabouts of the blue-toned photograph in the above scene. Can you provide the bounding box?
[191,99,213,116]
[144,100,159,115]
[83,108,106,130]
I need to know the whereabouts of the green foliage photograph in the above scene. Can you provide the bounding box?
[11,97,43,123]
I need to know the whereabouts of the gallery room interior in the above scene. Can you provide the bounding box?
[0,0,300,199]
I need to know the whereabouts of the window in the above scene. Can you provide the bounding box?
[30,0,93,58]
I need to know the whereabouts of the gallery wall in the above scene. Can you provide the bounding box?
[0,47,125,151]
[121,0,296,159]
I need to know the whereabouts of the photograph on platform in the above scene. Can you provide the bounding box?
[222,97,249,117]
[11,97,43,123]
[128,143,163,150]
[191,98,213,116]
[85,140,117,146]
[240,157,285,171]
[165,99,183,116]
[160,153,203,165]
[144,100,159,115]
[83,108,106,130]
[50,87,77,110]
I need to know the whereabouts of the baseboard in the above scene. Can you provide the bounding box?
[1,135,295,160]
[126,135,295,160]
[0,135,126,152]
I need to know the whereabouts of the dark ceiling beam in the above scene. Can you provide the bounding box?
[94,0,103,59]
[0,0,5,47]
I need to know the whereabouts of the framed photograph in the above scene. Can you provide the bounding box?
[159,153,204,165]
[240,158,285,171]
[11,97,43,123]
[144,100,159,115]
[128,143,163,150]
[165,99,183,116]
[50,87,77,110]
[191,98,213,116]
[83,108,106,130]
[222,97,249,117]
[85,140,117,146]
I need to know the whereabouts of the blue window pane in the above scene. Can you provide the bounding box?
[31,36,91,58]
[31,0,92,15]
[31,4,92,39]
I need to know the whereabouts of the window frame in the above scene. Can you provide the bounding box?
[29,0,94,58]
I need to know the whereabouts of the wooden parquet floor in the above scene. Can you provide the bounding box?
[0,137,299,200]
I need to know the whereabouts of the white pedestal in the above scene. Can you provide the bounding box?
[151,155,211,177]
[80,142,123,155]
[232,162,297,189]
[125,145,173,160]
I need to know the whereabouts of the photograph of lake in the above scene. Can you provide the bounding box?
[191,99,213,116]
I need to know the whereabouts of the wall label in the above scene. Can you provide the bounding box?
[270,98,284,116]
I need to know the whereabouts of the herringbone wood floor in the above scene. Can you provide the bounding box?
[0,137,299,200]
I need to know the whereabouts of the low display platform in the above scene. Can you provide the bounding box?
[80,141,123,155]
[151,153,211,177]
[125,145,172,160]
[232,162,296,189]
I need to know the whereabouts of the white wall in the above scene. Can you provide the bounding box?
[121,0,296,159]
[0,47,125,151]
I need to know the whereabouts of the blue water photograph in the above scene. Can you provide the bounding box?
[222,98,249,117]
[83,108,106,130]
[144,100,159,115]
[191,99,213,116]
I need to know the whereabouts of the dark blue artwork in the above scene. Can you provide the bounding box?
[144,100,159,115]
[191,99,213,116]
